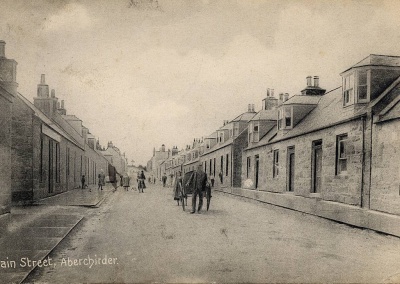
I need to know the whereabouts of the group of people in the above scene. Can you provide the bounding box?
[81,170,106,192]
[172,164,211,214]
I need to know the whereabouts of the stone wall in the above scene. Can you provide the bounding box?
[0,90,12,214]
[370,119,400,215]
[243,119,365,206]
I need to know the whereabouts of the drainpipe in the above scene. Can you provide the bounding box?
[361,116,366,208]
[368,112,373,209]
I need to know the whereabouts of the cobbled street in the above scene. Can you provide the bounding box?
[24,183,400,283]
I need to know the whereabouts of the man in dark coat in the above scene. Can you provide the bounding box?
[186,164,207,214]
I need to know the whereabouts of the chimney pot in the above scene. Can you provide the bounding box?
[252,104,255,112]
[61,100,64,109]
[314,76,319,87]
[51,89,55,98]
[41,74,46,84]
[306,76,312,86]
[267,88,270,97]
[57,102,61,109]
[271,89,274,97]
[279,93,284,101]
[248,104,251,112]
[0,40,5,57]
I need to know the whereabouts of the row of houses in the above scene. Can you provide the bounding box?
[0,41,128,216]
[148,53,400,234]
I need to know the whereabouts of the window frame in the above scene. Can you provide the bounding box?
[273,149,279,178]
[336,134,348,175]
[357,69,369,103]
[343,73,355,107]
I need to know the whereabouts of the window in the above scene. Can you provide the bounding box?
[66,147,70,176]
[336,134,348,175]
[273,149,279,178]
[226,154,229,176]
[278,107,293,129]
[56,142,60,183]
[233,123,239,137]
[343,73,354,106]
[358,70,368,102]
[220,155,224,175]
[40,136,44,182]
[247,156,251,178]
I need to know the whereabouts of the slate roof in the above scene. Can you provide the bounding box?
[231,111,257,122]
[283,94,322,105]
[250,109,277,121]
[16,93,83,148]
[272,87,368,142]
[342,54,400,73]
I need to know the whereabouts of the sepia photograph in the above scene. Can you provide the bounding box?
[1,0,400,283]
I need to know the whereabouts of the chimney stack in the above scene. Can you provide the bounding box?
[271,89,274,97]
[267,88,270,97]
[0,41,18,96]
[284,93,289,102]
[61,100,64,109]
[314,76,319,87]
[252,104,255,112]
[248,104,251,112]
[0,40,5,58]
[306,76,312,87]
[51,89,55,98]
[57,101,60,109]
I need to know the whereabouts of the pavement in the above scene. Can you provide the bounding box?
[0,184,114,284]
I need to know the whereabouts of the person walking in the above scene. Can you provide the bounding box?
[81,175,86,190]
[173,171,183,203]
[138,170,146,193]
[123,173,130,191]
[210,174,215,187]
[162,173,167,187]
[98,169,105,191]
[186,164,207,214]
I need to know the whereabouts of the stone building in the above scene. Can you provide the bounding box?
[147,144,170,179]
[238,54,400,223]
[11,75,109,203]
[102,141,127,176]
[0,41,16,215]
[199,105,256,188]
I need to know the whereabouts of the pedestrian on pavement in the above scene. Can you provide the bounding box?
[162,173,167,187]
[173,171,183,202]
[98,169,106,191]
[186,164,207,214]
[219,171,223,184]
[81,175,86,189]
[210,174,215,187]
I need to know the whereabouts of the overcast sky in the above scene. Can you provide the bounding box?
[1,0,400,165]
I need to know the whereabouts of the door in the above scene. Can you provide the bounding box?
[48,140,54,193]
[312,140,323,193]
[255,155,259,189]
[287,147,295,192]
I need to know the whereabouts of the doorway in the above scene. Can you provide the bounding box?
[287,146,295,192]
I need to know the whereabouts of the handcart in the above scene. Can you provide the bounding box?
[179,171,211,211]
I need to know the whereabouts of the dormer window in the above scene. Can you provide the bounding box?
[357,70,369,103]
[233,123,239,137]
[343,73,354,107]
[278,106,293,130]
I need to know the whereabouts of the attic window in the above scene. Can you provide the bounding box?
[343,73,354,107]
[357,70,369,102]
[277,106,293,130]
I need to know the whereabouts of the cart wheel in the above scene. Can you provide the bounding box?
[206,188,211,211]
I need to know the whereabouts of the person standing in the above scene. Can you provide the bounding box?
[173,171,183,202]
[123,173,130,191]
[162,173,167,187]
[186,164,207,214]
[138,170,146,193]
[81,175,86,190]
[210,174,215,187]
[98,169,105,191]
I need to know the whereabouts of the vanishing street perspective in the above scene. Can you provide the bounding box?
[1,1,400,283]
